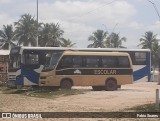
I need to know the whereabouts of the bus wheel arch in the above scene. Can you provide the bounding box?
[105,78,117,91]
[60,78,73,90]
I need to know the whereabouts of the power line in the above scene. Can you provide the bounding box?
[68,0,119,21]
[148,0,160,21]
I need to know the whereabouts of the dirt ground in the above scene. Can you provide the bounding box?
[0,81,160,121]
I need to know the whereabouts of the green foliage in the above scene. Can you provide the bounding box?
[87,30,127,48]
[0,14,76,48]
[60,38,76,47]
[106,32,127,48]
[0,86,86,99]
[126,103,159,112]
[88,30,108,48]
[138,31,160,66]
[138,31,158,50]
[14,14,38,46]
[38,23,64,47]
[0,24,16,49]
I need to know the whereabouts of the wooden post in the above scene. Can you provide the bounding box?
[158,55,160,85]
[155,89,159,110]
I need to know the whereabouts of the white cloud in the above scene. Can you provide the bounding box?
[61,21,95,47]
[0,13,14,27]
[1,0,153,48]
[0,0,11,4]
[147,21,160,31]
[127,21,145,30]
[36,0,137,47]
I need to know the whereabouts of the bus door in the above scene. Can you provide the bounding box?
[22,50,43,86]
[56,55,82,86]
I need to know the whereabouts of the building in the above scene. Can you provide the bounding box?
[0,50,10,86]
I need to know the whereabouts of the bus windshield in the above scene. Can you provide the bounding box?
[9,54,21,69]
[43,52,62,71]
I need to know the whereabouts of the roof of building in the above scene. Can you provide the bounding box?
[0,50,10,55]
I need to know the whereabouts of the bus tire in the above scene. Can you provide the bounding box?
[105,79,117,91]
[60,79,72,90]
[92,86,104,91]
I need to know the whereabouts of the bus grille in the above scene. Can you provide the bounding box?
[8,75,16,80]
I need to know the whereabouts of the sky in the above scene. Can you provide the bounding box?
[0,0,160,48]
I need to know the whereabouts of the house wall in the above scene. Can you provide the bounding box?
[0,55,8,85]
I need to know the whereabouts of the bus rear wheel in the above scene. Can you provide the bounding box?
[92,86,104,91]
[105,79,117,91]
[60,79,72,90]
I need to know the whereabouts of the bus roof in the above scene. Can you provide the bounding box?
[17,46,150,52]
[63,51,130,56]
[75,48,150,52]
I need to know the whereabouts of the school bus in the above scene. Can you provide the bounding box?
[39,51,133,91]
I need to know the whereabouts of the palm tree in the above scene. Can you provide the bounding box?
[152,41,160,66]
[38,23,64,47]
[14,14,38,46]
[138,31,158,50]
[87,30,108,48]
[60,38,76,47]
[106,32,126,48]
[138,31,159,66]
[0,24,16,50]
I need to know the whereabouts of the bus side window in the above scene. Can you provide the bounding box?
[85,56,99,67]
[102,56,117,68]
[135,52,146,65]
[23,54,39,65]
[58,56,73,69]
[73,56,82,67]
[118,56,130,68]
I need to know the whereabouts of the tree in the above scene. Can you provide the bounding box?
[38,23,64,47]
[152,41,160,66]
[60,38,76,47]
[14,14,38,46]
[138,31,158,50]
[106,32,126,48]
[138,31,159,66]
[88,30,108,48]
[0,24,16,50]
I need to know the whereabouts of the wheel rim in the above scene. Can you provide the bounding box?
[106,80,117,91]
[61,80,72,89]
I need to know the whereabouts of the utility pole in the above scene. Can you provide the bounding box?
[37,0,39,47]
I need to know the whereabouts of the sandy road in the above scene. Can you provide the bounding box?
[0,81,160,121]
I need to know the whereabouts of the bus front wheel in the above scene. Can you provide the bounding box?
[105,79,117,91]
[60,79,72,90]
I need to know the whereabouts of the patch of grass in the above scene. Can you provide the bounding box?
[0,86,26,94]
[0,86,9,91]
[126,103,160,112]
[24,89,86,98]
[0,86,87,98]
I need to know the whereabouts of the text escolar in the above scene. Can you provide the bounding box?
[94,69,116,75]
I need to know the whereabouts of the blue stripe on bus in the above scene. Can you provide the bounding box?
[133,65,148,81]
[22,69,39,85]
[16,69,39,86]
